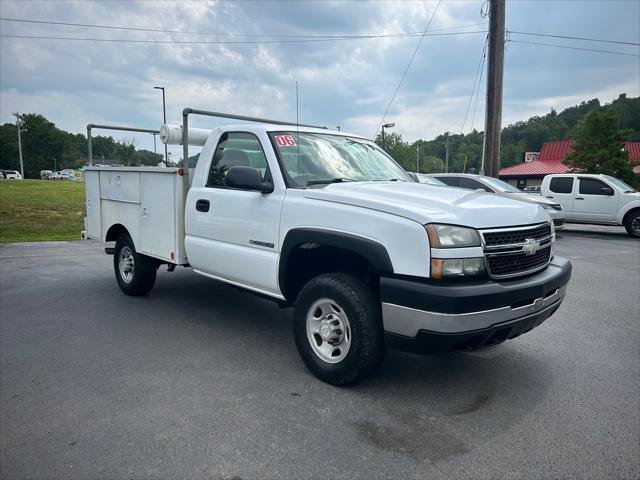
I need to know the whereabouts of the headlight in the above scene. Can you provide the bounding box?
[426,224,480,248]
[431,258,485,279]
[539,203,551,210]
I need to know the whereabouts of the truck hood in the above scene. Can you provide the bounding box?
[303,182,548,229]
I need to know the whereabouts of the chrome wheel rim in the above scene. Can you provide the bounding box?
[632,216,640,235]
[118,246,135,284]
[306,298,351,364]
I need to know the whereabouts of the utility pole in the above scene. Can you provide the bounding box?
[482,0,506,178]
[444,132,449,173]
[13,113,24,178]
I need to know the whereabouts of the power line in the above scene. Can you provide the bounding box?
[0,30,486,45]
[470,43,487,133]
[374,0,443,139]
[0,16,488,38]
[460,35,488,134]
[509,30,640,47]
[508,39,640,57]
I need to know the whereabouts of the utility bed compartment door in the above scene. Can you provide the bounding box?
[139,172,177,262]
[100,171,140,203]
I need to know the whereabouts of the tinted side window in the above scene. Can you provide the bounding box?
[549,177,573,194]
[460,178,493,192]
[579,178,610,195]
[206,132,269,188]
[438,177,459,187]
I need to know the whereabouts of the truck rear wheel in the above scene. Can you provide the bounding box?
[114,234,157,296]
[293,273,385,385]
[624,210,640,238]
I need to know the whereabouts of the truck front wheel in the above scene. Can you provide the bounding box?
[624,210,640,238]
[114,234,157,296]
[293,273,385,385]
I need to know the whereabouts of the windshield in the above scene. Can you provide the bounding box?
[481,176,523,193]
[269,132,412,187]
[604,175,637,193]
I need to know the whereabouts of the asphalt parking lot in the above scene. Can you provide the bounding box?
[1,225,638,480]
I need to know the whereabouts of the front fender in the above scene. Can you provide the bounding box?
[617,199,640,224]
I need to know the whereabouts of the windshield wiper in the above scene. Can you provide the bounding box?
[306,178,355,186]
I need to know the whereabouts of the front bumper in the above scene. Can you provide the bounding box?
[380,256,572,354]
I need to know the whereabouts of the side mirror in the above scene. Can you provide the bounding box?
[601,186,614,195]
[226,166,273,193]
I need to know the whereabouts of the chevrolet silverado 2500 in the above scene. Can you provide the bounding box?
[84,109,572,385]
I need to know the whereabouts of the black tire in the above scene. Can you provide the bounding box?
[293,273,385,386]
[113,234,157,296]
[624,210,640,238]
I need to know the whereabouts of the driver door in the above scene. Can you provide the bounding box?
[185,131,285,296]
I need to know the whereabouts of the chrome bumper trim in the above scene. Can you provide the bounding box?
[382,284,567,337]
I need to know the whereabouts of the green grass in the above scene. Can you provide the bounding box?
[0,180,86,243]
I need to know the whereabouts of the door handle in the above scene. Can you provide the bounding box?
[195,199,210,212]
[545,196,554,199]
[575,197,584,200]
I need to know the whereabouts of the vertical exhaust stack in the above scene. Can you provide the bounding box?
[159,124,212,146]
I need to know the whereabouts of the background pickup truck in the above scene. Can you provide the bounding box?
[541,174,640,237]
[84,109,572,385]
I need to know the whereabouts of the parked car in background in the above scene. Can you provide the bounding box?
[413,173,447,186]
[40,170,53,180]
[48,172,62,180]
[523,185,541,194]
[432,173,566,227]
[541,174,640,238]
[2,170,23,180]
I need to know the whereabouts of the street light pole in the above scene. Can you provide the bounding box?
[416,144,420,173]
[154,86,168,163]
[13,113,24,178]
[381,122,395,150]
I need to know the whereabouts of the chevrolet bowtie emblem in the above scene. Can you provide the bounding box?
[522,238,540,256]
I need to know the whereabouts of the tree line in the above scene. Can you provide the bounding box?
[0,114,166,178]
[376,94,639,178]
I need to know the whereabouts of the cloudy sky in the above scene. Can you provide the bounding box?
[1,0,638,159]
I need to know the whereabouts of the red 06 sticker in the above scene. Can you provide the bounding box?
[275,135,297,147]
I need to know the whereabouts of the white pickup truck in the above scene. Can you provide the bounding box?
[84,110,572,385]
[541,174,640,237]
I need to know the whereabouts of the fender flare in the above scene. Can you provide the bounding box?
[617,201,640,225]
[278,228,393,299]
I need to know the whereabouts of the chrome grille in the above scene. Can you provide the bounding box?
[485,246,551,277]
[482,223,551,248]
[481,223,553,279]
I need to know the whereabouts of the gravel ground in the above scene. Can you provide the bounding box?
[1,224,638,479]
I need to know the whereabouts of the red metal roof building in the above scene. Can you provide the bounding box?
[626,142,640,173]
[499,140,640,188]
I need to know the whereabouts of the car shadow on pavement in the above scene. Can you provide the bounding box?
[557,227,630,240]
[148,270,554,433]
